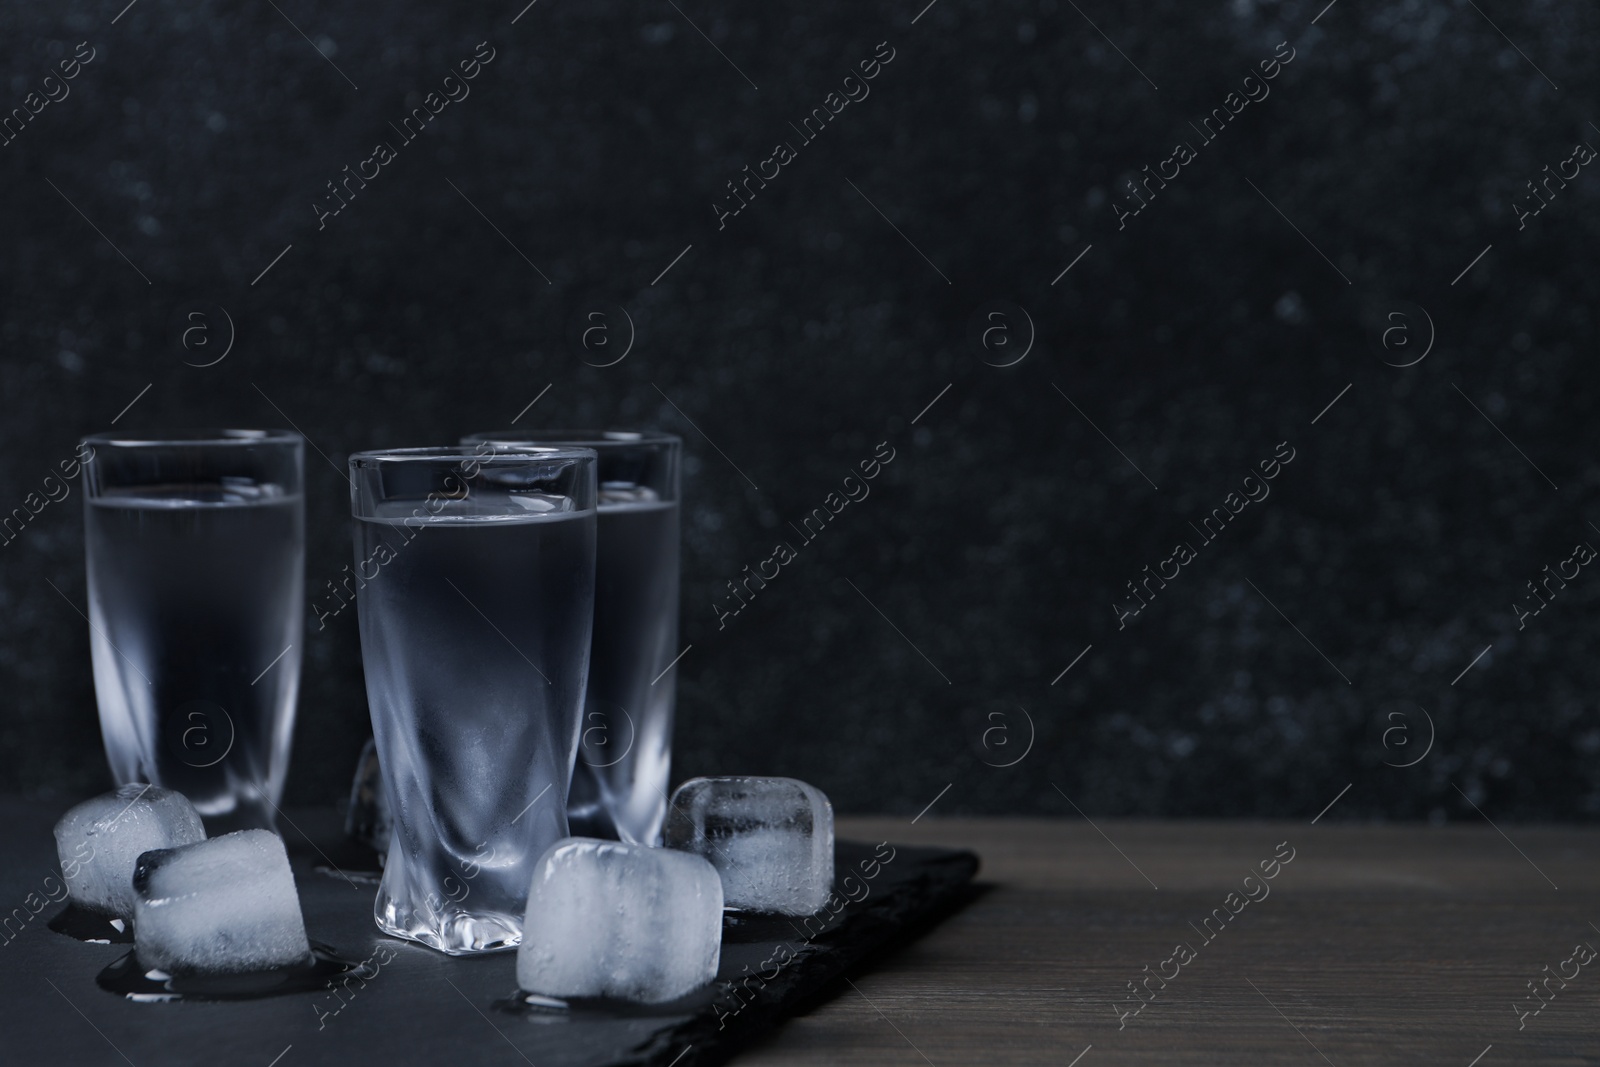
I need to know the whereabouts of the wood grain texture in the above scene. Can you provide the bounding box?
[736,817,1600,1066]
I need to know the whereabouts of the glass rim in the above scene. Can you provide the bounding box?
[462,429,680,449]
[82,429,302,448]
[348,444,598,469]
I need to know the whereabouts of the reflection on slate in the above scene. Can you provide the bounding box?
[48,904,134,944]
[96,942,371,1003]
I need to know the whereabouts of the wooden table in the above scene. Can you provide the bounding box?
[741,817,1599,1066]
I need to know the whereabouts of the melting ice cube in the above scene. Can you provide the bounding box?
[53,784,206,919]
[664,776,834,916]
[132,830,312,974]
[517,838,721,1003]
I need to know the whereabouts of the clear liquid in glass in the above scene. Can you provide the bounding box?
[354,497,594,955]
[84,482,303,833]
[566,492,680,845]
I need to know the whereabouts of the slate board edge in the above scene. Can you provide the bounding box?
[630,846,982,1067]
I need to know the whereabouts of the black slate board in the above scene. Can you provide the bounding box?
[0,801,977,1067]
[586,839,980,1066]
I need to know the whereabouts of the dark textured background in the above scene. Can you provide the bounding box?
[1,0,1595,820]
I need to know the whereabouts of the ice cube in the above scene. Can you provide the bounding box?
[132,830,312,974]
[517,838,722,1003]
[53,784,206,919]
[344,737,391,854]
[663,776,834,916]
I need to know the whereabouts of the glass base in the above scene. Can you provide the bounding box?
[375,893,522,955]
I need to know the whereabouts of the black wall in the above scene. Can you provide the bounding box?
[2,0,1596,820]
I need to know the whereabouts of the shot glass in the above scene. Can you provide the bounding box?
[349,445,597,954]
[81,429,305,834]
[464,430,680,846]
